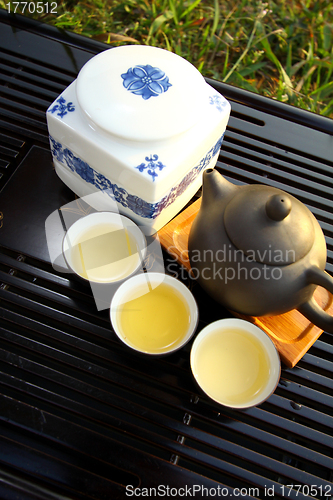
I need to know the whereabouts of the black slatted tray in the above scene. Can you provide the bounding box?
[0,9,333,500]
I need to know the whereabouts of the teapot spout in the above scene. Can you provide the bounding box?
[201,168,237,208]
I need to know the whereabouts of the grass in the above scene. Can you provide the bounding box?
[2,0,333,117]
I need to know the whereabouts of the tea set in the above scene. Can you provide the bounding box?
[46,45,332,409]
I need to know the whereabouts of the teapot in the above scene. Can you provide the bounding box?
[188,168,333,333]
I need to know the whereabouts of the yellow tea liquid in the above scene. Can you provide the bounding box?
[118,282,191,353]
[193,328,271,406]
[69,223,140,282]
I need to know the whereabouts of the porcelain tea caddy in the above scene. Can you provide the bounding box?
[46,45,230,234]
[188,168,333,333]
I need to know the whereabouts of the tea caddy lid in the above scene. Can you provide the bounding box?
[224,186,315,265]
[76,45,209,142]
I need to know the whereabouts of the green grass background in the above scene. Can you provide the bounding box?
[2,0,333,117]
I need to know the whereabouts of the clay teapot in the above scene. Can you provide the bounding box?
[188,168,333,332]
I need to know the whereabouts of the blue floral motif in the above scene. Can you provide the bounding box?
[48,96,75,118]
[209,94,227,113]
[49,136,64,163]
[126,195,156,218]
[113,185,128,206]
[95,172,112,191]
[213,132,225,156]
[121,65,172,100]
[199,150,213,170]
[49,132,224,220]
[63,149,95,184]
[136,154,166,181]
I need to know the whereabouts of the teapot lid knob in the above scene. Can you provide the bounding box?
[224,186,315,265]
[265,194,292,221]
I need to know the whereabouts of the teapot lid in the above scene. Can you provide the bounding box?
[76,45,209,142]
[224,186,315,266]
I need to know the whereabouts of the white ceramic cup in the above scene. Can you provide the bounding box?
[62,211,146,284]
[110,272,199,355]
[190,318,281,409]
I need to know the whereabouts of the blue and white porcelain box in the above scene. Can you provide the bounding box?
[46,45,230,234]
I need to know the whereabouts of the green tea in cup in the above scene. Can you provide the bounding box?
[110,273,198,355]
[63,212,146,283]
[191,319,280,409]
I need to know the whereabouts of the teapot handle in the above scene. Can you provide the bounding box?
[297,267,333,333]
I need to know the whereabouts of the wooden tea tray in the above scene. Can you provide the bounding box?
[158,198,333,367]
